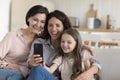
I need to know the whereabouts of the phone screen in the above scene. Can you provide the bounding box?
[34,43,43,57]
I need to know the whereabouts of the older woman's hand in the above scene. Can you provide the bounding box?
[7,63,20,71]
[83,45,96,57]
[74,70,94,80]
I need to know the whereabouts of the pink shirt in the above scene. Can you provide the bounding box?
[0,29,30,77]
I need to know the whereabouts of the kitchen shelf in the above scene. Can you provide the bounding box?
[75,28,120,32]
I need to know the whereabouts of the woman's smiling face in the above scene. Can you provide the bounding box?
[28,13,46,34]
[48,17,64,40]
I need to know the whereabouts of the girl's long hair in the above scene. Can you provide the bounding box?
[58,29,84,80]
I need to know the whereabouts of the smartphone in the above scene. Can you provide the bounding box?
[34,43,43,57]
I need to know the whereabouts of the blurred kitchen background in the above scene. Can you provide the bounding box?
[1,0,120,40]
[1,0,120,80]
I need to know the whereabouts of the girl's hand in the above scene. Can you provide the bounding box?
[28,54,43,67]
[43,62,52,73]
[43,62,49,70]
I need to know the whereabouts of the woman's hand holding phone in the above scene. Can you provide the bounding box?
[28,54,43,67]
[28,43,44,67]
[34,43,43,63]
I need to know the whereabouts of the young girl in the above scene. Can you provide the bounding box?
[44,28,94,80]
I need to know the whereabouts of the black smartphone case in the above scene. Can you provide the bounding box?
[34,43,43,57]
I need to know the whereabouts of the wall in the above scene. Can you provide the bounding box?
[11,0,55,31]
[0,0,10,41]
[50,0,120,29]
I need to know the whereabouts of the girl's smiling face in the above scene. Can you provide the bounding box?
[61,33,76,54]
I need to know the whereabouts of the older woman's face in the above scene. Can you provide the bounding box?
[48,17,64,40]
[28,13,46,34]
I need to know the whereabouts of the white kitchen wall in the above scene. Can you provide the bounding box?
[50,0,120,29]
[0,0,10,41]
[11,0,55,31]
[1,0,120,41]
